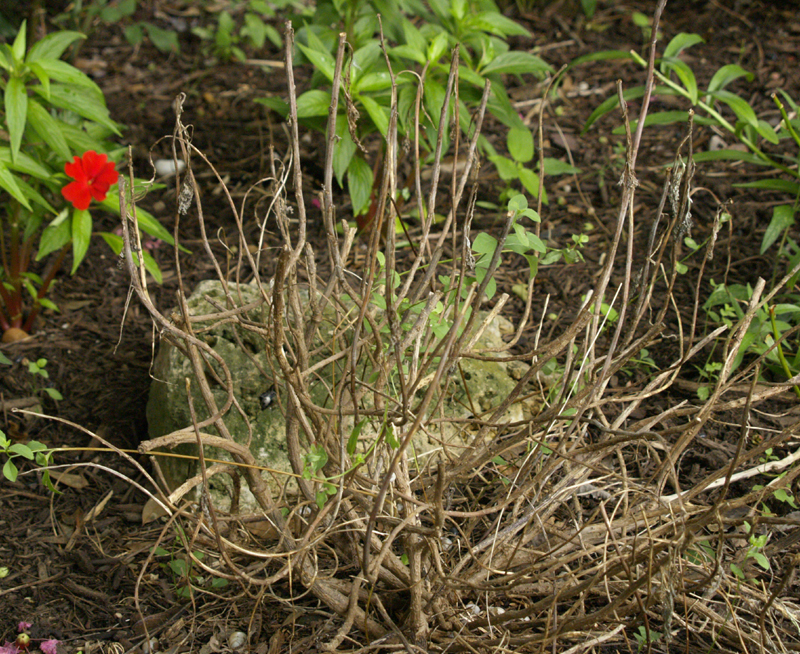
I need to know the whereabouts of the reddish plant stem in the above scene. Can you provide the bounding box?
[21,243,69,333]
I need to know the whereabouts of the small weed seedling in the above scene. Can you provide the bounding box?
[153,527,228,599]
[0,428,56,491]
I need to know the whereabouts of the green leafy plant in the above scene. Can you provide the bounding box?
[581,34,800,263]
[633,624,663,653]
[579,34,800,399]
[260,0,552,220]
[0,428,56,491]
[54,0,179,55]
[191,1,286,62]
[0,22,173,336]
[730,521,770,581]
[154,527,229,598]
[700,280,800,397]
[24,357,62,400]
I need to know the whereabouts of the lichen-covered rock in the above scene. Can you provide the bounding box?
[147,280,532,511]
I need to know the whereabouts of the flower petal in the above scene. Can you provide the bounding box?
[64,155,87,183]
[62,180,92,210]
[80,150,108,179]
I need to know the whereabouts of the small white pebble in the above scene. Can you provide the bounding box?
[154,158,186,177]
[228,631,247,650]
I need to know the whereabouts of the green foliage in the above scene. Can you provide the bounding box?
[0,21,172,333]
[54,0,179,54]
[153,527,229,598]
[0,428,57,492]
[700,280,800,396]
[579,33,800,399]
[730,521,770,581]
[259,0,552,215]
[633,624,662,652]
[191,1,289,62]
[24,357,63,400]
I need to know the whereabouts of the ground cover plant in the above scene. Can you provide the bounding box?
[1,0,800,653]
[0,21,172,339]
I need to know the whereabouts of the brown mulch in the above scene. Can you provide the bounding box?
[2,0,799,651]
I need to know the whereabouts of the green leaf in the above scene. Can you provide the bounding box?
[584,86,646,132]
[333,121,356,188]
[354,71,392,93]
[692,149,770,166]
[3,458,18,483]
[0,46,12,71]
[141,249,163,284]
[305,444,328,473]
[507,126,534,163]
[351,41,382,81]
[297,42,335,82]
[9,443,34,459]
[711,89,758,128]
[427,32,449,64]
[761,205,795,255]
[348,155,373,216]
[662,58,699,104]
[26,31,85,62]
[26,61,50,100]
[33,59,101,92]
[255,96,289,116]
[5,76,28,162]
[662,33,704,60]
[0,146,54,179]
[707,64,753,94]
[34,84,121,135]
[242,13,267,48]
[100,0,137,21]
[0,159,31,209]
[734,179,800,194]
[468,12,529,38]
[347,418,366,456]
[754,119,779,145]
[472,232,498,257]
[581,0,597,18]
[12,176,55,214]
[391,44,426,64]
[296,90,332,117]
[37,211,71,260]
[489,154,519,181]
[569,50,634,67]
[543,158,581,175]
[124,23,145,47]
[358,95,389,136]
[11,21,26,62]
[71,209,92,274]
[402,19,426,58]
[26,98,72,161]
[98,195,176,246]
[143,22,179,53]
[507,194,528,212]
[481,51,552,76]
[518,167,547,202]
[528,233,546,254]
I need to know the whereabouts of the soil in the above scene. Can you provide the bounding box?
[1,0,799,652]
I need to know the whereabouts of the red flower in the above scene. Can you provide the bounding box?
[61,151,119,211]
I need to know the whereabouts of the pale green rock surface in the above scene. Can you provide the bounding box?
[147,280,530,512]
